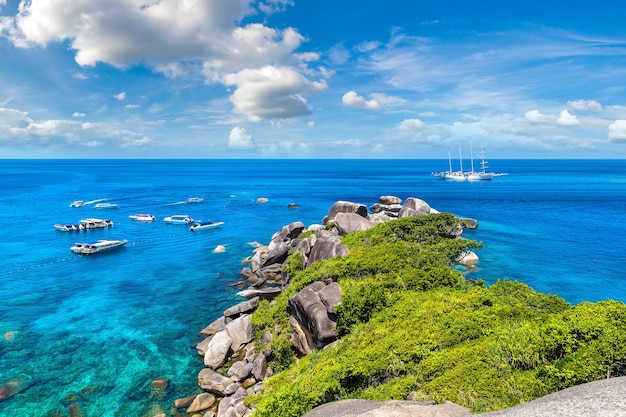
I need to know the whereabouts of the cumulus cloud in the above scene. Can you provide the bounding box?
[342,91,383,110]
[556,109,579,126]
[72,112,86,118]
[608,120,626,141]
[568,99,602,111]
[228,126,255,149]
[224,66,327,121]
[398,118,425,130]
[525,109,553,123]
[2,0,325,121]
[525,109,579,126]
[115,92,126,101]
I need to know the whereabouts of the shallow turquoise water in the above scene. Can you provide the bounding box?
[0,159,625,416]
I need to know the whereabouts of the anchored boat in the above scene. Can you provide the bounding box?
[70,239,128,255]
[190,221,224,232]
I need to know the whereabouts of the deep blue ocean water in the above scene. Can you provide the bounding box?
[0,159,625,416]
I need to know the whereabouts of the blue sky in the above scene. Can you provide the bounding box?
[1,0,626,158]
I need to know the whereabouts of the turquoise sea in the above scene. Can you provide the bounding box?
[1,159,625,416]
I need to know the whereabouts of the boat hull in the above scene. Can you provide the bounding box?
[70,239,128,255]
[164,215,194,224]
[190,221,224,231]
[129,214,156,221]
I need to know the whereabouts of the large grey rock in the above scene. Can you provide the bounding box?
[398,197,431,218]
[334,212,376,235]
[204,330,233,369]
[288,281,339,348]
[262,241,290,267]
[293,238,312,257]
[302,377,626,417]
[186,392,216,414]
[456,251,479,266]
[199,316,228,337]
[237,287,282,300]
[318,282,342,315]
[224,297,260,318]
[479,376,626,417]
[270,221,306,247]
[198,368,235,395]
[302,399,469,417]
[225,314,254,352]
[196,334,214,356]
[323,201,368,224]
[227,361,253,382]
[306,235,349,268]
[217,386,249,417]
[370,203,402,214]
[252,351,268,381]
[379,195,402,205]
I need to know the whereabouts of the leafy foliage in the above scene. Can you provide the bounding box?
[246,213,626,417]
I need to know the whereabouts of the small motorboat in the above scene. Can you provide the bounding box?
[164,215,194,224]
[129,213,156,221]
[190,221,224,232]
[55,218,113,231]
[186,197,204,203]
[94,203,118,209]
[70,239,128,255]
[69,200,85,208]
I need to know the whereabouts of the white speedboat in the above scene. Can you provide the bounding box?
[129,213,156,221]
[70,239,128,255]
[55,218,113,231]
[94,203,118,209]
[164,215,194,224]
[190,221,224,232]
[69,200,85,208]
[186,197,204,203]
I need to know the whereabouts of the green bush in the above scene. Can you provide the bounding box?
[246,213,626,416]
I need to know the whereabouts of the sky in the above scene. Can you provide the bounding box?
[1,0,626,159]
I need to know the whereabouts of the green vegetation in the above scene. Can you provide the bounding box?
[247,213,626,416]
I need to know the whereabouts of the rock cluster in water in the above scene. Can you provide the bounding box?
[159,196,476,417]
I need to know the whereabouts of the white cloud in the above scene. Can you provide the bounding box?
[72,112,86,118]
[355,41,380,53]
[223,66,327,121]
[228,126,254,149]
[3,0,324,122]
[608,120,626,141]
[342,91,382,110]
[398,118,425,130]
[525,109,553,124]
[0,107,31,131]
[525,109,579,126]
[568,99,602,111]
[125,104,141,109]
[121,137,153,148]
[115,92,126,101]
[556,109,580,126]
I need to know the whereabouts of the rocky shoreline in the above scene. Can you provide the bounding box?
[149,195,478,417]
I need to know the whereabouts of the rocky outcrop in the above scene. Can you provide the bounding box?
[174,195,479,417]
